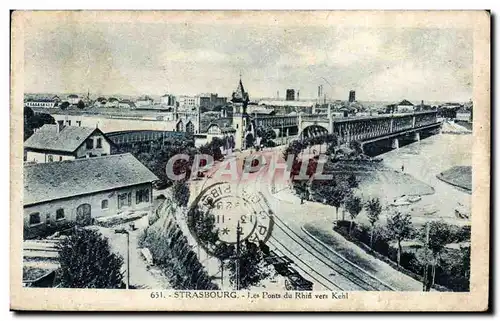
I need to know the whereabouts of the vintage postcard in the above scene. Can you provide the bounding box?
[10,10,490,311]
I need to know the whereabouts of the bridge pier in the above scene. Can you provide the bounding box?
[391,138,399,149]
[413,132,420,141]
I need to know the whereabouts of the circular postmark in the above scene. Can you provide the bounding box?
[187,181,274,259]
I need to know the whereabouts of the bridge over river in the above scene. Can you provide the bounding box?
[252,110,441,153]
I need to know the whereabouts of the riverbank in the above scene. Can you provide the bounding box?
[327,161,435,203]
[441,120,472,134]
[437,166,472,193]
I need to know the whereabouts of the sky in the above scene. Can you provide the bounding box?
[23,15,473,102]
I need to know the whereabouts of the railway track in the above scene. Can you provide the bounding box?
[267,238,343,291]
[272,212,394,291]
[248,177,394,291]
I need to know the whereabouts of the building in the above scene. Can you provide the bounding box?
[36,107,201,136]
[118,99,136,109]
[24,123,114,163]
[456,111,472,122]
[136,96,154,107]
[196,93,227,110]
[95,97,107,107]
[349,90,356,103]
[395,99,415,113]
[67,94,79,105]
[198,123,236,151]
[257,99,315,114]
[231,77,251,150]
[23,153,158,239]
[247,105,276,116]
[106,97,119,108]
[286,89,295,101]
[178,96,197,110]
[214,95,227,107]
[24,96,61,108]
[160,93,177,107]
[195,117,236,152]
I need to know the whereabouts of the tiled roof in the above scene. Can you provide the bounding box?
[24,153,158,206]
[24,125,100,153]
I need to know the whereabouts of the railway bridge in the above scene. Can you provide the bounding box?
[252,110,441,152]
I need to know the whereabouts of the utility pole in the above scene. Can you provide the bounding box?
[423,222,430,291]
[220,259,224,288]
[235,221,242,290]
[114,228,130,289]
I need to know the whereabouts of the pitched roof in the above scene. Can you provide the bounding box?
[202,117,233,132]
[398,99,414,106]
[24,153,158,206]
[24,125,99,153]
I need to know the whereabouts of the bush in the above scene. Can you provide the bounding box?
[172,181,190,208]
[58,229,124,288]
[140,213,218,290]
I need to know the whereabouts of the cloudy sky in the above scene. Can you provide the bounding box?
[24,15,473,102]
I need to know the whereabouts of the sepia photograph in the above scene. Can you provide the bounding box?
[10,10,490,311]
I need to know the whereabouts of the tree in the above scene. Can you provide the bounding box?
[332,181,353,221]
[418,221,455,289]
[347,174,358,188]
[24,107,55,141]
[228,240,269,289]
[121,137,198,189]
[365,198,382,248]
[283,140,304,162]
[58,229,124,288]
[326,142,337,158]
[255,126,277,149]
[77,100,85,109]
[310,179,352,221]
[245,133,255,149]
[60,101,70,110]
[187,205,267,290]
[385,211,413,267]
[325,134,339,156]
[349,140,364,156]
[294,181,310,204]
[172,181,190,207]
[345,195,363,235]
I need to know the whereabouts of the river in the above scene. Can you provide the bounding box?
[376,132,472,225]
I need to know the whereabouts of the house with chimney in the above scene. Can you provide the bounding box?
[24,122,115,163]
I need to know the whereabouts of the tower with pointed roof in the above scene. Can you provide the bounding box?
[231,76,250,150]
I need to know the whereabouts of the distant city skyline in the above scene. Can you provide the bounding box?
[24,13,473,102]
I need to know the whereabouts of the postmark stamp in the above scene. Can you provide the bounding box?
[187,181,274,259]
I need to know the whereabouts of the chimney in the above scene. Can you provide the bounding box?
[57,120,64,133]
